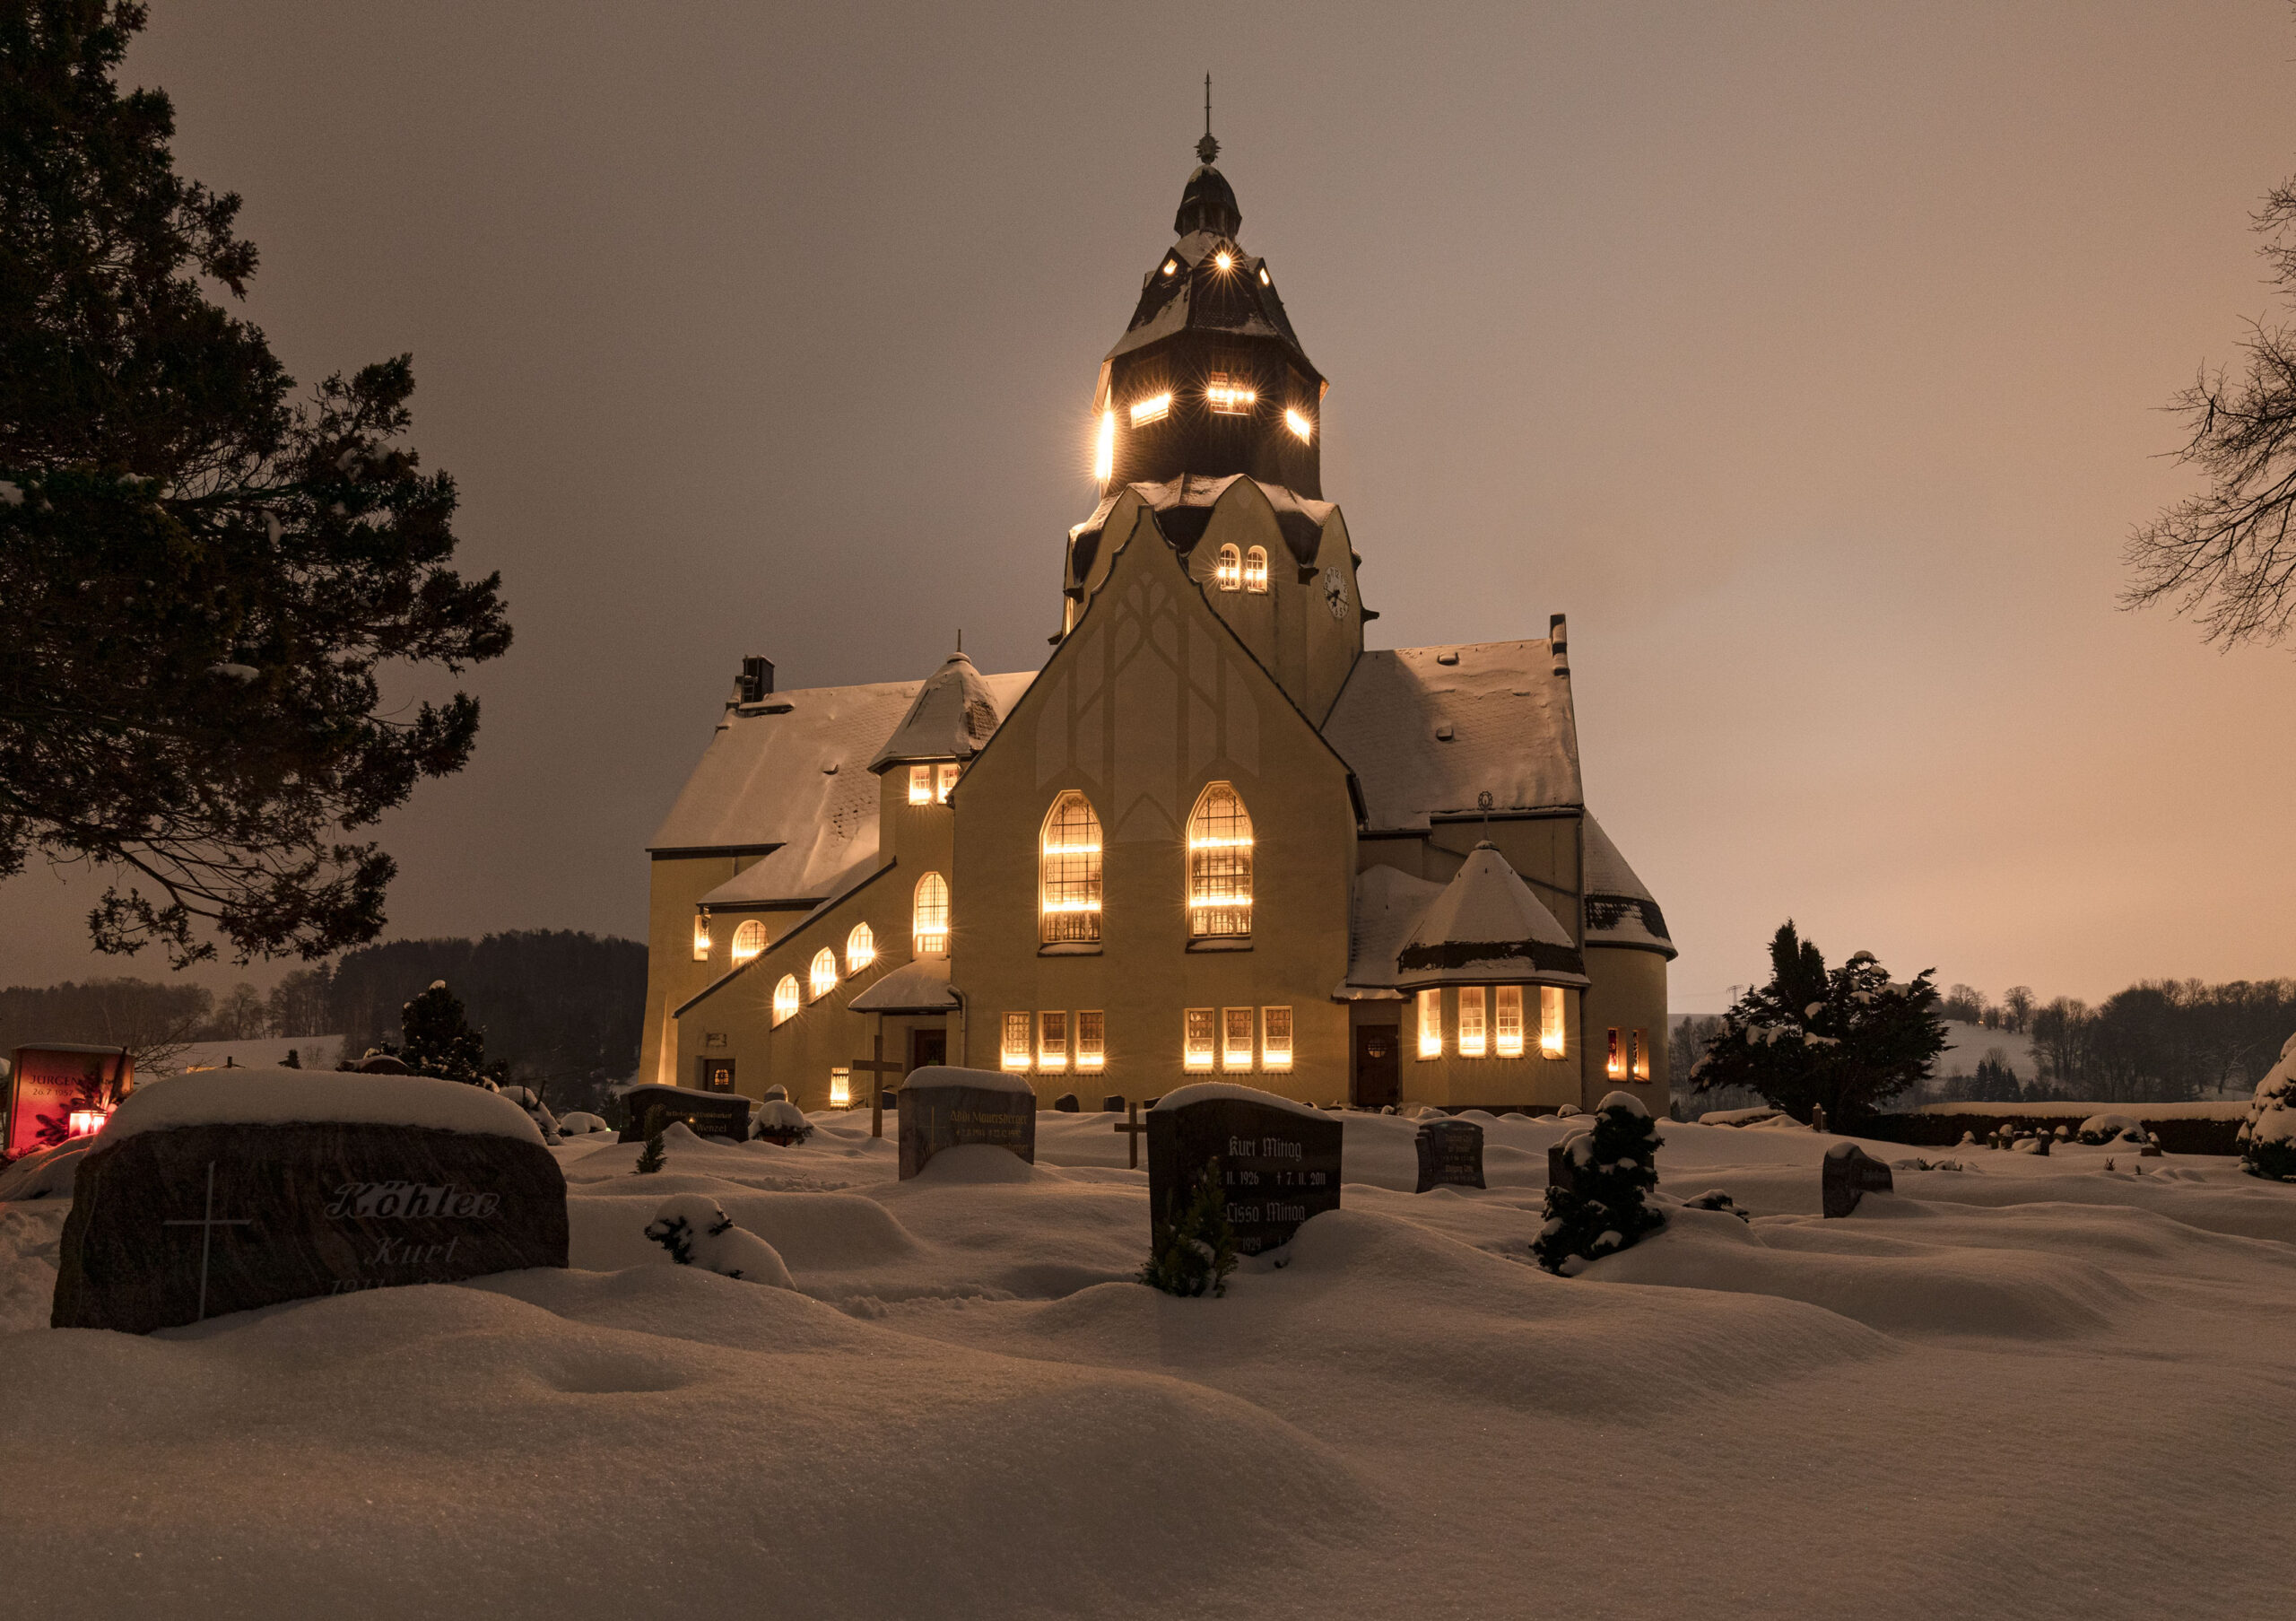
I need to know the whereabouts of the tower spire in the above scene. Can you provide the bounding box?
[1197,72,1218,165]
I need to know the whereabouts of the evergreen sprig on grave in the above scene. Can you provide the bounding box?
[1534,1093,1665,1276]
[398,980,487,1084]
[1140,1157,1238,1298]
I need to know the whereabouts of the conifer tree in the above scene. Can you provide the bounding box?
[1534,1094,1665,1275]
[2239,1037,2296,1183]
[396,980,485,1083]
[1140,1158,1238,1297]
[633,1111,666,1176]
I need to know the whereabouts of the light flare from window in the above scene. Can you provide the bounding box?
[1262,1006,1292,1071]
[1184,1007,1215,1071]
[1002,1012,1031,1071]
[908,765,932,805]
[1457,987,1487,1058]
[1418,989,1442,1059]
[1205,373,1256,414]
[773,975,799,1025]
[1040,793,1103,944]
[914,873,950,955]
[1078,1011,1105,1071]
[936,763,960,803]
[829,1068,851,1108]
[1130,393,1171,426]
[1284,407,1313,443]
[1187,783,1253,939]
[1213,543,1241,591]
[1495,987,1525,1058]
[1540,987,1567,1059]
[691,912,711,961]
[730,919,766,966]
[1039,1010,1068,1071]
[1243,545,1267,592]
[846,921,874,972]
[1222,1007,1254,1071]
[809,948,838,1000]
[1094,408,1115,482]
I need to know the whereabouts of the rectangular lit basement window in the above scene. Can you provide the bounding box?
[1417,989,1442,1059]
[1495,986,1525,1057]
[1205,372,1256,414]
[908,765,932,805]
[1039,1010,1068,1072]
[1457,987,1487,1058]
[1130,392,1172,426]
[1540,987,1566,1059]
[829,1067,851,1108]
[1077,1011,1105,1071]
[1222,1007,1254,1070]
[1002,1012,1031,1071]
[1184,1007,1216,1071]
[1261,1006,1292,1070]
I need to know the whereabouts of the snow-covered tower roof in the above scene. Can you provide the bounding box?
[1393,842,1588,989]
[867,651,1007,771]
[1582,815,1675,960]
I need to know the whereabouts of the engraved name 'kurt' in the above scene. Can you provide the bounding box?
[325,1181,502,1221]
[1229,1136,1301,1159]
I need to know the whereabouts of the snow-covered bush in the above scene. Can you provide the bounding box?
[2238,1034,2296,1183]
[2075,1113,2146,1146]
[1678,1189,1751,1223]
[1140,1157,1237,1298]
[1534,1092,1664,1276]
[557,1111,609,1135]
[643,1195,792,1286]
[751,1099,812,1146]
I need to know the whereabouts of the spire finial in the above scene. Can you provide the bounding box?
[1196,73,1218,165]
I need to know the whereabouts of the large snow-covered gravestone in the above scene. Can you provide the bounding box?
[1414,1118,1484,1192]
[1821,1141,1895,1218]
[51,1068,566,1333]
[897,1067,1037,1179]
[617,1085,752,1144]
[1147,1084,1343,1257]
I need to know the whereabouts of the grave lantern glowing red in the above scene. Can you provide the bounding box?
[4,1044,134,1161]
[67,1107,110,1138]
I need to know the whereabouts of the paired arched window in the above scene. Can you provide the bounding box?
[809,947,838,1000]
[1243,545,1268,593]
[730,919,766,965]
[772,975,799,1025]
[913,872,950,954]
[1187,782,1253,939]
[1213,544,1241,591]
[847,921,875,972]
[1040,791,1103,944]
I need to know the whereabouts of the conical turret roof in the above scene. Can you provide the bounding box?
[867,651,1005,770]
[1394,842,1587,988]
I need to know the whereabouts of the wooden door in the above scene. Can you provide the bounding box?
[1352,1025,1400,1110]
[909,1029,947,1074]
[695,1057,735,1094]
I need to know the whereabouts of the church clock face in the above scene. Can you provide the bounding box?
[1322,567,1349,621]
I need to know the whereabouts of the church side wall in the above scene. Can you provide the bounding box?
[641,854,746,1090]
[1579,945,1671,1112]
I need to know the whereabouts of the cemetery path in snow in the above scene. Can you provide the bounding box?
[2,1109,2292,1620]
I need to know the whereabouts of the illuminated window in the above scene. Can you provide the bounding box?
[1161,259,1178,277]
[1094,408,1115,482]
[1214,249,1234,272]
[1184,1007,1216,1070]
[730,919,766,965]
[1632,1028,1650,1081]
[1607,1027,1624,1080]
[829,1068,851,1107]
[1495,986,1525,1057]
[1258,266,1270,285]
[935,763,960,803]
[1222,1007,1254,1070]
[1417,989,1442,1059]
[1213,544,1240,591]
[1077,1011,1105,1070]
[1284,406,1313,444]
[1039,1010,1068,1071]
[809,948,838,1000]
[1262,1006,1292,1070]
[1206,372,1256,414]
[1187,782,1252,939]
[908,765,932,805]
[846,921,874,972]
[914,872,950,954]
[1457,987,1487,1058]
[1541,987,1567,1059]
[1039,792,1103,944]
[1002,1012,1031,1070]
[1130,392,1172,426]
[773,975,799,1025]
[1242,545,1268,592]
[691,911,711,961]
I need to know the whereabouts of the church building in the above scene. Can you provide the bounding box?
[639,133,1676,1115]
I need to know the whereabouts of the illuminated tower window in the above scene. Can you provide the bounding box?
[730,919,766,966]
[1632,1028,1650,1081]
[1457,987,1487,1058]
[1184,1007,1216,1070]
[1495,986,1525,1057]
[1039,1010,1069,1071]
[1002,1012,1031,1070]
[1130,392,1171,426]
[1077,1011,1105,1071]
[809,947,838,1000]
[1094,408,1116,482]
[1261,1006,1292,1070]
[913,872,949,954]
[1243,545,1267,593]
[1039,791,1102,944]
[1213,544,1241,591]
[1607,1026,1625,1080]
[1541,987,1567,1058]
[846,921,874,972]
[936,763,960,803]
[1205,371,1256,414]
[1417,989,1442,1059]
[1284,406,1313,444]
[908,765,932,805]
[691,911,711,961]
[773,975,799,1026]
[1186,782,1253,939]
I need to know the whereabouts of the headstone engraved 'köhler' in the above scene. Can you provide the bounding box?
[1821,1141,1895,1218]
[897,1066,1037,1180]
[51,1068,567,1334]
[1147,1083,1343,1257]
[1414,1117,1485,1192]
[618,1084,753,1144]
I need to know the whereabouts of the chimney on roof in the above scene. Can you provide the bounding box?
[737,656,775,705]
[1549,614,1568,676]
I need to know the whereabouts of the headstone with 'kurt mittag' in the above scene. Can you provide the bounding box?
[1147,1083,1343,1257]
[897,1067,1037,1180]
[619,1085,753,1144]
[51,1068,567,1334]
[1414,1117,1485,1192]
[1821,1141,1895,1218]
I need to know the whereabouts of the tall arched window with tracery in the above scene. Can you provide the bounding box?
[1187,781,1253,939]
[809,947,838,1000]
[913,872,950,954]
[772,975,799,1025]
[730,919,766,965]
[1039,792,1103,944]
[1214,544,1241,591]
[1243,545,1268,592]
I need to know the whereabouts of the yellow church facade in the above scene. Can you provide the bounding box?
[639,139,1675,1117]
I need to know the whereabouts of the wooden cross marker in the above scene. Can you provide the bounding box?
[161,1161,255,1323]
[850,1031,906,1140]
[1112,1100,1149,1170]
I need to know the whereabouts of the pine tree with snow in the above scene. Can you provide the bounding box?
[633,1112,666,1175]
[397,980,486,1083]
[1534,1092,1665,1276]
[1140,1158,1238,1298]
[2238,1034,2296,1182]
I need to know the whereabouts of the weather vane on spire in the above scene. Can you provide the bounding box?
[1197,72,1219,165]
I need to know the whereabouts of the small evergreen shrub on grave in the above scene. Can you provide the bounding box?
[1679,1190,1751,1223]
[1140,1157,1238,1298]
[633,1111,666,1175]
[2239,1035,2296,1183]
[398,980,488,1083]
[1534,1092,1665,1276]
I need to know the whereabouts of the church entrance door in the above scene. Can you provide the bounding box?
[1352,1025,1399,1110]
[909,1029,947,1075]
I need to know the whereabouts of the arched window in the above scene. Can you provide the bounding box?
[913,872,950,954]
[729,919,766,965]
[1243,545,1268,593]
[773,975,799,1025]
[1040,791,1103,944]
[809,947,838,1000]
[847,921,875,972]
[1187,781,1253,939]
[1213,544,1241,591]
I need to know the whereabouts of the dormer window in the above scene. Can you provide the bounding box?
[1130,393,1171,427]
[908,765,932,805]
[936,763,959,803]
[1214,545,1241,591]
[1206,373,1255,414]
[1243,546,1267,593]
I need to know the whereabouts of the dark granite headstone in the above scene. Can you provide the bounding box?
[1414,1118,1485,1192]
[896,1068,1037,1180]
[1146,1085,1343,1257]
[1101,1094,1126,1112]
[52,1120,567,1333]
[618,1085,752,1144]
[1053,1094,1080,1112]
[1821,1143,1895,1217]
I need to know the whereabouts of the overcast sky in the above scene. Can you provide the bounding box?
[7,1,2295,1011]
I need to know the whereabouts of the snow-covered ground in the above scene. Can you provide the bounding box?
[4,1108,2292,1618]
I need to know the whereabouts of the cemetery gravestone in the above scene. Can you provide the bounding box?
[1101,1094,1126,1113]
[51,1068,567,1334]
[1053,1094,1080,1112]
[1821,1141,1895,1217]
[1147,1083,1343,1257]
[1414,1118,1485,1192]
[897,1067,1037,1180]
[4,1043,133,1160]
[618,1085,753,1144]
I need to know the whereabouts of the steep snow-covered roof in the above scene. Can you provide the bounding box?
[1323,641,1581,831]
[868,652,1013,770]
[1393,843,1587,989]
[1582,814,1676,959]
[848,956,957,1014]
[1342,863,1446,994]
[1105,185,1316,376]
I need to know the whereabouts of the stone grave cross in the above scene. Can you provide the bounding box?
[161,1160,256,1323]
[850,1033,906,1140]
[1112,1100,1148,1169]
